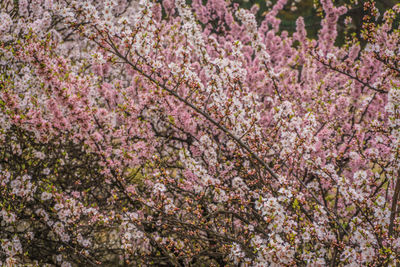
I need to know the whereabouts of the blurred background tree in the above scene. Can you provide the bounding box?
[231,0,399,44]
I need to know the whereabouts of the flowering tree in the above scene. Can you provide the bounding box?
[0,0,399,265]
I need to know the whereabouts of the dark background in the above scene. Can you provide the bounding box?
[233,0,399,44]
